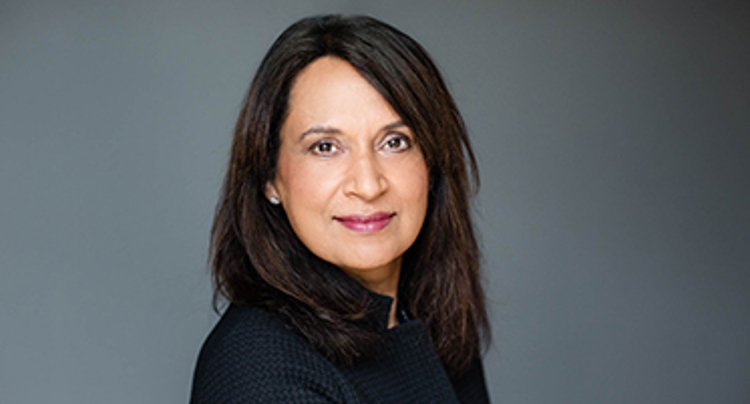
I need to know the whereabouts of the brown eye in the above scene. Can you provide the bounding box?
[310,140,340,156]
[382,133,411,152]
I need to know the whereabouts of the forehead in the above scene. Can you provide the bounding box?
[290,56,372,98]
[284,57,400,129]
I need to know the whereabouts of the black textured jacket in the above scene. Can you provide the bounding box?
[190,294,490,403]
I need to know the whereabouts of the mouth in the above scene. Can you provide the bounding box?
[333,212,396,233]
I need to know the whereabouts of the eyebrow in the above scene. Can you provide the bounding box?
[298,120,407,141]
[298,126,342,141]
[382,120,407,132]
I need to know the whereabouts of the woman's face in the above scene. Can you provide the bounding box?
[267,56,429,291]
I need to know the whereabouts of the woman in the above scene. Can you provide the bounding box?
[191,14,490,404]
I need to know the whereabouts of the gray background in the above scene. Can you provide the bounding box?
[1,1,748,403]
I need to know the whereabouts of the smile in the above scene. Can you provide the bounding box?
[334,212,396,233]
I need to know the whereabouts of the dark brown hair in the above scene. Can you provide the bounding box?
[211,14,488,376]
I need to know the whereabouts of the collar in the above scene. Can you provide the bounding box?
[365,289,395,330]
[364,288,412,330]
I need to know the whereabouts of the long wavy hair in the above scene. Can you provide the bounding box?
[210,14,488,376]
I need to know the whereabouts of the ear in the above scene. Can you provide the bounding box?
[264,181,280,204]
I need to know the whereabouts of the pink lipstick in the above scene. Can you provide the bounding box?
[334,212,395,233]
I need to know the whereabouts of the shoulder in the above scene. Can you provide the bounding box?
[190,304,359,404]
[452,356,491,404]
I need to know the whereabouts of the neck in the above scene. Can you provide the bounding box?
[359,277,399,328]
[386,296,398,328]
[343,257,401,296]
[342,259,401,328]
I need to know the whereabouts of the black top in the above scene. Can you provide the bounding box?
[190,294,490,404]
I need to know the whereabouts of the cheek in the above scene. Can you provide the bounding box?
[405,159,430,203]
[415,179,430,221]
[277,160,339,218]
[397,160,430,224]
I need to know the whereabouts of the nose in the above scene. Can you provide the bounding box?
[343,152,388,201]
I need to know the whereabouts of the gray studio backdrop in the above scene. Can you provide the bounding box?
[1,1,748,403]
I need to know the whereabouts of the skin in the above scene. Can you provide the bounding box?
[266,57,429,327]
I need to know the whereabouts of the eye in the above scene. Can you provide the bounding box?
[381,133,412,153]
[309,140,341,156]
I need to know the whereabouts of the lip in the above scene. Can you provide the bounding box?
[334,212,395,233]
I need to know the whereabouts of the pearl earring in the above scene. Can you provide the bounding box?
[269,196,280,205]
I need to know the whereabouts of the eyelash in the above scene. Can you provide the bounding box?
[380,133,412,152]
[307,133,412,156]
[308,140,341,156]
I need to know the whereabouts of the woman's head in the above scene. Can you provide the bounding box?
[266,56,429,294]
[212,14,487,374]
